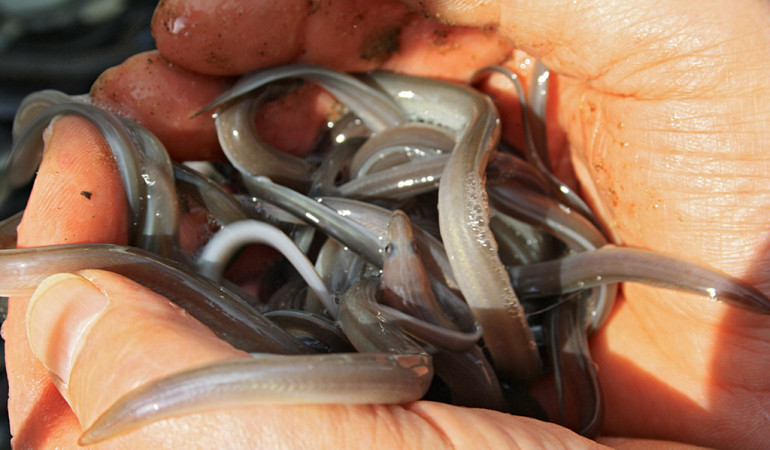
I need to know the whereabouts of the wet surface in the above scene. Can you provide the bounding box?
[0,1,157,446]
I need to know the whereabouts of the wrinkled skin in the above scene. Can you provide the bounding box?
[5,0,770,448]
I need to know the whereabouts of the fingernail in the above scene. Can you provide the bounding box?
[26,273,109,385]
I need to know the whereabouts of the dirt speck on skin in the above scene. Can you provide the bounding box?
[413,1,434,20]
[80,191,93,200]
[205,52,229,68]
[307,0,320,15]
[360,26,401,62]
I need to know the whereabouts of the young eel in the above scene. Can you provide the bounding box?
[196,220,337,318]
[68,279,434,445]
[349,122,455,177]
[472,65,599,230]
[0,244,309,354]
[545,294,604,438]
[122,120,182,260]
[382,211,504,410]
[382,210,454,326]
[79,352,431,445]
[334,153,449,200]
[509,245,770,315]
[241,176,384,267]
[317,197,458,292]
[204,64,408,191]
[368,70,542,383]
[487,178,616,333]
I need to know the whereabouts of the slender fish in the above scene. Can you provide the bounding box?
[0,244,309,354]
[368,71,542,382]
[509,245,770,314]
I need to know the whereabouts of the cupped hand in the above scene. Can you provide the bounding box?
[5,0,770,448]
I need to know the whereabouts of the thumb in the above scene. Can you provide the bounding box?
[25,269,248,445]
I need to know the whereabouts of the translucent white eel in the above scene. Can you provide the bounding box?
[196,220,337,318]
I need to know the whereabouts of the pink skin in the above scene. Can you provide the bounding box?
[5,0,770,447]
[5,116,131,448]
[95,1,515,161]
[90,50,231,161]
[151,0,514,77]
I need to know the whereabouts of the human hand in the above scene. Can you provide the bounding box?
[5,0,770,448]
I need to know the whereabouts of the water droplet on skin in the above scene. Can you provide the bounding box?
[168,17,187,35]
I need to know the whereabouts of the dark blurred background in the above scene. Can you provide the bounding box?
[0,0,157,446]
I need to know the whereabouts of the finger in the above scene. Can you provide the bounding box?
[16,116,131,248]
[25,269,607,448]
[93,0,515,161]
[4,115,131,448]
[151,0,513,78]
[151,0,309,75]
[250,83,337,157]
[90,50,230,161]
[89,52,343,160]
[26,270,245,431]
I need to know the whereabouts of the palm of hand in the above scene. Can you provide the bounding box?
[544,3,770,445]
